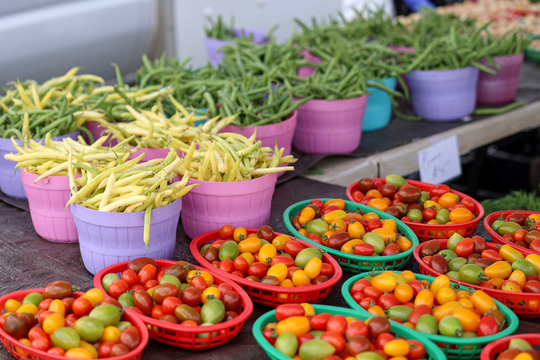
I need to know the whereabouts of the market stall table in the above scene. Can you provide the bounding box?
[0,177,538,360]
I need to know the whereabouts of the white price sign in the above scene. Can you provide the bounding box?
[417,136,462,184]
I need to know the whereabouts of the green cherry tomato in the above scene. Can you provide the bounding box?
[385,174,407,188]
[275,332,299,357]
[436,208,450,225]
[160,273,182,291]
[407,209,423,222]
[363,233,385,254]
[458,264,487,285]
[308,330,325,339]
[298,339,336,360]
[355,352,385,360]
[491,219,505,232]
[448,257,468,272]
[89,304,122,327]
[200,244,211,256]
[200,299,225,324]
[196,322,219,339]
[415,314,438,335]
[439,249,458,263]
[22,292,44,307]
[509,338,533,351]
[219,240,240,261]
[51,327,81,351]
[438,315,463,337]
[116,321,132,332]
[419,191,431,205]
[446,233,464,251]
[118,292,135,308]
[73,316,104,342]
[446,271,460,280]
[101,273,121,293]
[498,222,522,236]
[387,305,412,322]
[305,219,329,236]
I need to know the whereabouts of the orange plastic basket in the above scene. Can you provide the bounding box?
[480,333,540,360]
[190,229,343,308]
[484,210,540,256]
[414,239,540,318]
[0,289,149,360]
[93,259,253,350]
[346,178,484,242]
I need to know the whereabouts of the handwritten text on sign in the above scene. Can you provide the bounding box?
[418,136,462,184]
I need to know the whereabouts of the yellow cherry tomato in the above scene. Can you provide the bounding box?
[292,270,310,287]
[347,222,366,238]
[513,354,534,360]
[433,301,462,322]
[366,189,383,199]
[329,219,347,233]
[381,218,397,232]
[280,279,294,288]
[394,284,414,303]
[233,227,248,241]
[367,198,389,212]
[372,228,397,245]
[436,287,457,305]
[272,234,291,251]
[64,347,94,359]
[368,305,386,317]
[451,308,480,332]
[501,281,522,293]
[240,252,255,266]
[414,289,434,308]
[384,339,410,357]
[324,198,346,209]
[371,274,398,293]
[304,257,322,280]
[4,299,21,313]
[300,303,315,317]
[267,263,288,282]
[43,312,65,334]
[469,290,497,314]
[259,243,277,267]
[430,275,451,297]
[438,193,459,208]
[499,245,525,262]
[395,236,413,252]
[238,237,262,254]
[508,270,526,288]
[381,271,408,285]
[201,286,221,303]
[456,290,470,300]
[484,261,512,280]
[82,288,104,307]
[101,325,121,342]
[299,206,316,225]
[323,210,348,222]
[458,299,474,309]
[276,316,310,336]
[48,299,65,317]
[449,208,473,224]
[298,228,308,237]
[363,212,380,221]
[16,303,38,316]
[423,200,442,211]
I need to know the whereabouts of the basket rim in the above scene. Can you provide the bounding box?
[483,210,540,256]
[93,259,254,334]
[346,178,485,230]
[0,288,149,360]
[341,271,520,345]
[252,304,446,360]
[480,333,540,360]
[189,228,343,294]
[414,239,540,299]
[282,198,419,262]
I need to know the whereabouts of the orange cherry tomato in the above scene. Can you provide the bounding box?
[233,227,248,242]
[449,208,474,224]
[323,198,346,210]
[347,222,366,238]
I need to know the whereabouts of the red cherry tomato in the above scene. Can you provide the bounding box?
[326,315,348,336]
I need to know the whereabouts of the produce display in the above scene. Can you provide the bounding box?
[0,281,147,358]
[94,258,253,349]
[415,235,540,316]
[344,271,518,358]
[485,210,540,254]
[254,304,446,360]
[347,175,484,241]
[284,198,419,272]
[190,226,342,306]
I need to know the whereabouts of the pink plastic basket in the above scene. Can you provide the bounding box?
[20,170,78,243]
[181,174,277,239]
[477,53,524,105]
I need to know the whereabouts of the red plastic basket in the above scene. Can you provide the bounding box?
[480,333,540,360]
[484,210,540,256]
[414,239,540,318]
[190,229,343,308]
[93,259,253,350]
[346,178,484,242]
[0,289,149,360]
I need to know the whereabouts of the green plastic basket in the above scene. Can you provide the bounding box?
[253,304,446,360]
[341,272,520,360]
[525,36,540,63]
[283,198,419,273]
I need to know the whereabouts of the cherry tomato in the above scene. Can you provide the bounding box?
[133,290,153,315]
[108,279,130,299]
[233,256,249,275]
[321,331,346,354]
[180,286,201,307]
[248,262,268,279]
[454,237,475,258]
[219,225,234,240]
[138,264,157,285]
[72,297,92,317]
[430,184,451,198]
[121,269,139,288]
[326,315,348,336]
[162,296,183,314]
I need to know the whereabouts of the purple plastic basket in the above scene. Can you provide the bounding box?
[406,66,479,122]
[476,53,524,105]
[21,170,78,243]
[71,199,182,275]
[205,28,268,68]
[0,131,79,199]
[181,173,277,239]
[293,96,368,154]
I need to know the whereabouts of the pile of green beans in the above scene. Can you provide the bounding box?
[477,29,531,57]
[204,15,236,40]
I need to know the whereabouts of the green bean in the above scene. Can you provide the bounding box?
[473,102,526,115]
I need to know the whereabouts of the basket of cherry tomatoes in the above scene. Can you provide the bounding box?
[481,334,540,360]
[0,281,148,360]
[93,258,253,350]
[342,270,519,360]
[283,198,419,273]
[346,175,484,242]
[190,225,342,308]
[484,210,540,256]
[253,303,446,360]
[414,234,540,318]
